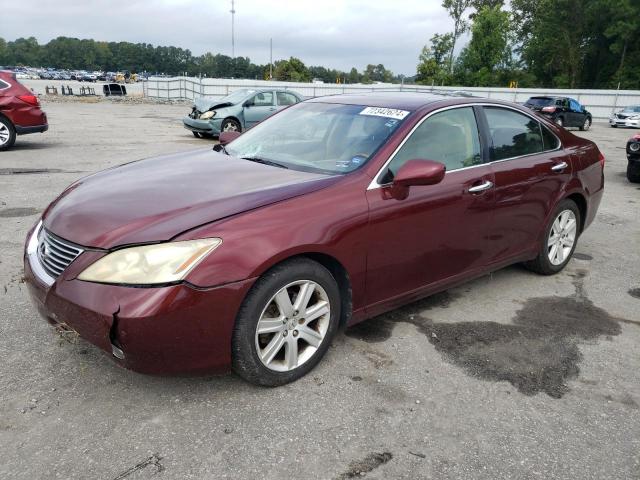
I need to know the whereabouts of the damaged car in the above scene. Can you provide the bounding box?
[183,88,303,138]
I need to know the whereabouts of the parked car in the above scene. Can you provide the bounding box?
[182,88,303,138]
[609,105,640,128]
[626,134,640,182]
[524,96,592,130]
[0,70,48,151]
[24,93,604,385]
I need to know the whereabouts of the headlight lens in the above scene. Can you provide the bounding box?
[78,238,222,285]
[200,110,216,120]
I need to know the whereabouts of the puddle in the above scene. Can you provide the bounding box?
[346,270,628,398]
[0,168,63,175]
[573,253,593,261]
[629,288,640,299]
[0,207,41,218]
[337,452,393,479]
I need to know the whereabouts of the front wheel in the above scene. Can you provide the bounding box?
[627,162,640,183]
[221,118,241,133]
[579,118,591,131]
[555,117,564,128]
[232,258,341,386]
[524,199,581,275]
[0,116,16,151]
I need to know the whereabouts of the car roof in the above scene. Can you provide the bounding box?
[306,92,455,111]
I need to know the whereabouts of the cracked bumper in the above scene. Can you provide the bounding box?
[182,116,222,135]
[24,249,255,375]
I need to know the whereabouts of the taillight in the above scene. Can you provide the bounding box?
[598,151,605,169]
[541,106,556,113]
[17,94,39,106]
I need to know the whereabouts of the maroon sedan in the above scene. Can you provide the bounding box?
[0,71,48,150]
[24,93,604,385]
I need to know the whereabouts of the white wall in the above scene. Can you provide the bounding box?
[143,77,640,120]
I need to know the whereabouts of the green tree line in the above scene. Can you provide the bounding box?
[0,36,402,84]
[418,0,640,89]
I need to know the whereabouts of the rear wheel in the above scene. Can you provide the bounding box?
[0,116,16,151]
[232,258,341,386]
[524,199,581,275]
[627,162,640,183]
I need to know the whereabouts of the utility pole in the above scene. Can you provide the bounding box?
[230,0,236,59]
[269,38,273,80]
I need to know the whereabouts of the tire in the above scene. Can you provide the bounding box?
[0,116,16,151]
[611,124,617,128]
[627,162,640,183]
[192,131,201,138]
[221,118,241,133]
[579,118,591,131]
[232,258,341,386]
[554,117,564,128]
[524,199,581,275]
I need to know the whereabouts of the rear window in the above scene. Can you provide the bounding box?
[526,97,554,107]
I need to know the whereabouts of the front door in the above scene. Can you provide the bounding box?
[365,106,495,311]
[243,91,276,128]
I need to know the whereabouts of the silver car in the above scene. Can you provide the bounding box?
[183,88,303,138]
[609,105,640,128]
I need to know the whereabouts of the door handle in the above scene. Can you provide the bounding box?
[468,180,494,193]
[551,161,568,172]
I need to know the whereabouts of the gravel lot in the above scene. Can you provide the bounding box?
[0,99,638,480]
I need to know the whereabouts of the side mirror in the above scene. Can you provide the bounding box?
[243,100,253,108]
[219,131,241,146]
[388,159,446,199]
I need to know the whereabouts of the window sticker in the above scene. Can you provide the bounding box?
[359,106,410,120]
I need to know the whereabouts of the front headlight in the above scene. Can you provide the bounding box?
[200,111,216,120]
[78,238,222,285]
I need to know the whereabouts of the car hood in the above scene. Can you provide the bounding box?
[43,149,339,249]
[194,97,235,112]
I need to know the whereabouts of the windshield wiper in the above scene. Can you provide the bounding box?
[241,157,289,169]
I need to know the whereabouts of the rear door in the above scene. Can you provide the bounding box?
[481,106,569,263]
[275,91,299,112]
[243,91,276,128]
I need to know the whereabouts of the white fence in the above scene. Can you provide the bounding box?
[143,77,640,120]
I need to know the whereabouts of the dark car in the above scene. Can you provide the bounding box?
[24,93,604,386]
[626,134,640,182]
[524,96,592,130]
[0,70,48,151]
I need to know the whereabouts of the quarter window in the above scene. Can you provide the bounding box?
[541,125,560,151]
[277,92,298,106]
[485,107,543,161]
[384,107,482,179]
[0,79,9,89]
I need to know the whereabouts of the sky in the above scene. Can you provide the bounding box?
[0,0,461,76]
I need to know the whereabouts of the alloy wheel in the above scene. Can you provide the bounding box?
[547,210,577,265]
[223,121,239,132]
[583,119,590,130]
[0,123,9,145]
[255,280,330,372]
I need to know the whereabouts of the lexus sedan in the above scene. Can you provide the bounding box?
[182,88,303,138]
[25,93,604,386]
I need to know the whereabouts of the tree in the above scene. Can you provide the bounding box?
[274,57,311,82]
[416,33,454,84]
[442,0,472,73]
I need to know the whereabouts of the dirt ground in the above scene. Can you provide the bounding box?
[0,99,638,479]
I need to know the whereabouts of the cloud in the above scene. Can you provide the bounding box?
[1,0,458,75]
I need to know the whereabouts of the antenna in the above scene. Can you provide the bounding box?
[230,0,236,59]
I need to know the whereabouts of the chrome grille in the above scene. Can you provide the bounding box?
[37,229,84,278]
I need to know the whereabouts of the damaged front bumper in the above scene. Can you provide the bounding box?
[182,116,223,136]
[24,225,255,375]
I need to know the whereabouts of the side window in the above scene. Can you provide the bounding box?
[541,125,560,151]
[385,107,481,178]
[277,92,298,106]
[484,107,543,161]
[252,92,273,106]
[569,99,582,112]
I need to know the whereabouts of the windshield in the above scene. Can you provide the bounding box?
[621,106,640,113]
[226,102,408,174]
[526,97,554,106]
[220,89,255,105]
